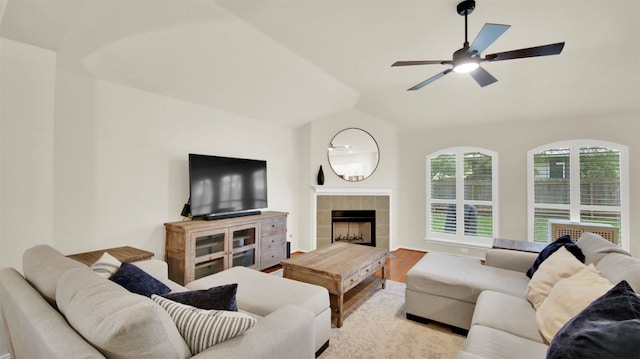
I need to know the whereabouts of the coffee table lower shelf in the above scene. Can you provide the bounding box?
[334,274,386,327]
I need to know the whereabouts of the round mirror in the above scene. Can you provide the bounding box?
[327,128,379,182]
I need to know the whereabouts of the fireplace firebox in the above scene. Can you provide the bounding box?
[331,210,376,246]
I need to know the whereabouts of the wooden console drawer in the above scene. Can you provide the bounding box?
[261,233,286,250]
[260,246,285,268]
[261,217,286,236]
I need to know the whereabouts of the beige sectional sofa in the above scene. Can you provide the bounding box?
[0,245,331,359]
[406,232,640,359]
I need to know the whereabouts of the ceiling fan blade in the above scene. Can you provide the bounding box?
[469,66,497,87]
[469,23,511,54]
[485,42,565,62]
[407,69,453,90]
[392,60,452,67]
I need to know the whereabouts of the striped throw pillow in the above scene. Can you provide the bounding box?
[152,295,257,354]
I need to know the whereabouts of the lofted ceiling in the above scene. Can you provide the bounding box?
[1,0,638,132]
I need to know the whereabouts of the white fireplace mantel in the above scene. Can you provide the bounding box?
[312,185,393,196]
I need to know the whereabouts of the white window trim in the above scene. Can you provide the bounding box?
[426,147,499,248]
[527,139,629,251]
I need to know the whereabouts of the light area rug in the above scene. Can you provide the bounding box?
[319,280,465,359]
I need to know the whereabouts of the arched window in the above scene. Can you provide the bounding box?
[427,147,498,247]
[527,140,629,250]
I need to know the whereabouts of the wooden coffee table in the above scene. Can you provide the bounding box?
[281,242,386,327]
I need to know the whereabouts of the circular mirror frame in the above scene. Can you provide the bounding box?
[327,128,380,182]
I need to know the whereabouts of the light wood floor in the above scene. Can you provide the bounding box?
[264,247,426,284]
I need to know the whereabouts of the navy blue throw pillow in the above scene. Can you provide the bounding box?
[162,283,238,311]
[547,280,640,359]
[109,262,171,297]
[526,235,585,278]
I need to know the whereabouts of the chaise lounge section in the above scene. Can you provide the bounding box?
[405,247,533,331]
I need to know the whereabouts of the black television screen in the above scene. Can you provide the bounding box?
[188,154,267,218]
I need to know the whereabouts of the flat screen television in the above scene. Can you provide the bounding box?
[188,154,267,219]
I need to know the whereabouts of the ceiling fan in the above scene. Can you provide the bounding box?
[392,0,565,90]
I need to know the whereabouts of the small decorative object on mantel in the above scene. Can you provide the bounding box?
[317,165,325,185]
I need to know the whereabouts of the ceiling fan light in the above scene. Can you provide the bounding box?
[453,62,479,73]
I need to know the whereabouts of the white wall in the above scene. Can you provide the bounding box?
[0,38,56,270]
[397,112,640,258]
[297,109,399,251]
[1,56,301,273]
[51,69,301,259]
[0,37,57,358]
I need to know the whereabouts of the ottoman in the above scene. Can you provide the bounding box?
[186,266,331,354]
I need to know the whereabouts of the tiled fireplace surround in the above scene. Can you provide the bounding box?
[316,194,390,251]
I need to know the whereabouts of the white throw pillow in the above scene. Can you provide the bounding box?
[90,252,122,278]
[152,295,257,354]
[526,246,586,309]
[535,263,613,343]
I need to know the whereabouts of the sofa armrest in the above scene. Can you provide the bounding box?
[0,268,106,359]
[484,249,538,273]
[192,305,315,359]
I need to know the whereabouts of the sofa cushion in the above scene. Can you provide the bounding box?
[56,268,191,359]
[462,325,548,359]
[576,232,630,265]
[162,283,238,311]
[110,262,171,297]
[472,290,544,343]
[547,280,640,359]
[455,352,490,359]
[90,252,122,278]
[526,246,586,309]
[198,305,316,359]
[152,295,256,355]
[595,253,640,293]
[22,244,86,305]
[536,264,613,342]
[526,235,584,278]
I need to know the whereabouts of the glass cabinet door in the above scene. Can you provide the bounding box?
[193,230,227,279]
[231,226,257,268]
[195,258,225,278]
[195,233,225,257]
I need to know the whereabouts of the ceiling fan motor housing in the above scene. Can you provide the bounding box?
[452,47,479,72]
